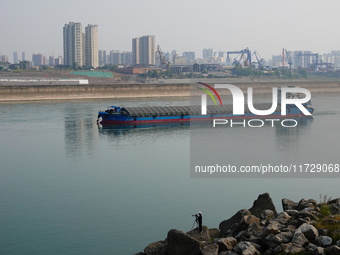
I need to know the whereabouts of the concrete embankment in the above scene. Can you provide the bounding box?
[1,80,340,101]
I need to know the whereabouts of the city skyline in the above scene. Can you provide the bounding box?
[2,0,340,62]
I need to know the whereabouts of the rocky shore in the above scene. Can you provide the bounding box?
[136,193,340,255]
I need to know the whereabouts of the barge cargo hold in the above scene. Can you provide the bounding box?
[97,103,314,125]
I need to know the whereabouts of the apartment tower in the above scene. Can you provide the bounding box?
[63,22,84,67]
[85,24,98,68]
[132,35,155,65]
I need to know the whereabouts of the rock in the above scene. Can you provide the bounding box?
[215,237,237,252]
[284,209,299,217]
[314,246,325,255]
[209,228,220,239]
[274,212,291,225]
[187,225,210,242]
[234,241,260,255]
[297,198,317,210]
[249,193,277,218]
[262,221,281,236]
[272,245,282,253]
[166,229,203,255]
[230,215,260,237]
[298,223,319,242]
[245,222,262,237]
[260,210,275,221]
[202,243,219,255]
[328,198,340,207]
[317,235,332,247]
[144,241,166,255]
[296,209,318,221]
[329,204,340,215]
[292,229,309,246]
[325,245,340,255]
[280,242,305,253]
[219,209,251,236]
[264,234,281,248]
[276,232,293,243]
[248,237,263,246]
[305,243,318,252]
[282,198,298,210]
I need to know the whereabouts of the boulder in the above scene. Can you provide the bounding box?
[328,198,340,207]
[260,210,275,221]
[166,229,203,255]
[314,246,325,255]
[284,209,299,217]
[262,221,281,236]
[329,204,340,215]
[202,243,218,255]
[263,234,282,248]
[187,225,210,242]
[282,198,298,210]
[144,241,166,255]
[219,209,251,236]
[230,215,260,237]
[325,245,340,255]
[298,223,319,242]
[317,235,332,247]
[245,222,262,237]
[249,193,277,218]
[208,228,220,239]
[280,242,305,253]
[233,241,260,255]
[274,212,291,225]
[292,229,309,246]
[296,209,318,221]
[275,231,293,243]
[215,237,237,252]
[297,198,317,211]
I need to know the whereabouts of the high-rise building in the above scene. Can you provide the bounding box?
[102,50,107,66]
[63,22,84,67]
[22,52,26,61]
[98,50,104,66]
[32,53,45,66]
[132,35,155,66]
[182,52,196,62]
[13,52,18,64]
[85,24,98,68]
[132,38,140,65]
[203,48,213,59]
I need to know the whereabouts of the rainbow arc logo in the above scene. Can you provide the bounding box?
[197,82,223,106]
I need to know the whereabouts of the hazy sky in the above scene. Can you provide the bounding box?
[2,0,340,62]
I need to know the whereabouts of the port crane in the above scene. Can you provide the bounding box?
[155,45,170,70]
[296,51,319,70]
[226,48,252,66]
[252,51,264,68]
[284,49,293,70]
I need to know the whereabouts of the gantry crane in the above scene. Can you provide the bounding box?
[226,48,252,66]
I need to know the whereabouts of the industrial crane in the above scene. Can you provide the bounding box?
[252,51,264,68]
[226,48,252,66]
[284,49,293,70]
[155,45,170,70]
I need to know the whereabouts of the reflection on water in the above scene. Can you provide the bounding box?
[275,117,314,152]
[64,105,99,159]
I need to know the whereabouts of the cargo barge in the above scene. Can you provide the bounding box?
[97,103,314,125]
